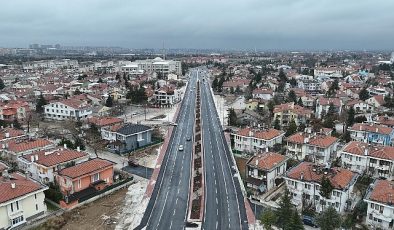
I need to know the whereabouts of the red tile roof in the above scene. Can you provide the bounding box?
[308,135,338,148]
[349,123,393,135]
[0,173,46,203]
[343,141,394,161]
[247,152,287,171]
[0,128,25,141]
[273,102,312,116]
[286,162,357,190]
[57,158,114,179]
[22,148,88,167]
[7,139,53,153]
[368,180,394,205]
[236,127,284,140]
[317,97,341,107]
[287,132,307,144]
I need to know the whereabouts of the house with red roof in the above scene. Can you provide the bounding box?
[348,123,394,146]
[0,127,26,144]
[364,179,394,229]
[55,158,114,209]
[284,162,358,213]
[245,151,288,197]
[345,99,374,114]
[286,132,339,163]
[232,127,284,154]
[3,138,55,160]
[18,147,89,183]
[0,172,48,229]
[252,88,274,100]
[273,102,312,127]
[0,100,30,122]
[366,95,386,108]
[340,141,394,179]
[315,97,343,119]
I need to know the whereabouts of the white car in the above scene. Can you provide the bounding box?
[178,145,184,151]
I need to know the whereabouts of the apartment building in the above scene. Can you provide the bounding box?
[273,102,312,127]
[245,151,288,196]
[314,67,343,78]
[122,57,182,76]
[232,127,285,154]
[340,141,394,179]
[44,98,92,121]
[364,179,394,229]
[284,162,358,213]
[153,85,182,107]
[315,97,343,119]
[348,123,394,146]
[286,132,339,163]
[0,172,48,230]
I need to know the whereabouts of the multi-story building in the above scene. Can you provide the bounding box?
[273,102,312,127]
[18,147,89,183]
[245,151,288,197]
[314,67,342,79]
[44,98,92,121]
[345,100,374,114]
[153,85,182,107]
[364,179,394,229]
[286,132,339,163]
[0,172,48,229]
[252,88,274,100]
[284,162,358,213]
[348,123,394,146]
[315,97,343,119]
[340,141,394,179]
[121,57,182,76]
[0,101,30,122]
[297,79,320,93]
[3,139,55,160]
[232,128,285,154]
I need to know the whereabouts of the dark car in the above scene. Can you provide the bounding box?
[186,136,192,141]
[303,215,318,228]
[128,159,139,167]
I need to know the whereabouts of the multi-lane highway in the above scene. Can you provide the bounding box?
[200,68,249,230]
[136,70,198,230]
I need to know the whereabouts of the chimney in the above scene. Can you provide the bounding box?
[249,130,253,137]
[304,137,309,144]
[35,155,38,161]
[77,146,80,152]
[64,143,67,149]
[300,172,304,180]
[265,147,269,153]
[11,183,16,189]
[31,155,35,162]
[364,148,369,156]
[255,159,259,166]
[5,132,9,138]
[10,123,13,128]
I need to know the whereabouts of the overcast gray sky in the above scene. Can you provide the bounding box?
[1,0,393,50]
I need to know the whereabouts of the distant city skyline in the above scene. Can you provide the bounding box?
[1,0,394,50]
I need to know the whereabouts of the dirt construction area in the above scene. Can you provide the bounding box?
[32,188,128,230]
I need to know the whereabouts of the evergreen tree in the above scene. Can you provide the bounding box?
[13,118,22,130]
[297,97,303,106]
[327,79,339,97]
[230,86,235,94]
[347,107,355,127]
[36,94,48,113]
[288,90,297,103]
[0,79,5,90]
[74,88,82,95]
[290,209,304,230]
[105,95,114,107]
[260,208,277,230]
[359,87,370,101]
[74,137,86,151]
[212,78,219,91]
[228,108,237,126]
[286,119,298,136]
[274,118,281,130]
[316,206,342,230]
[97,78,103,83]
[276,188,293,229]
[320,176,333,199]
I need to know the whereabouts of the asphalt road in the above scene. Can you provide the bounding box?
[135,70,197,230]
[200,68,249,230]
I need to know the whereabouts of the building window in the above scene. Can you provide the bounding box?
[12,216,24,226]
[92,173,100,182]
[36,204,38,210]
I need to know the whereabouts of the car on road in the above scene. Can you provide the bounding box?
[178,145,184,151]
[302,215,318,228]
[131,112,137,116]
[186,136,192,141]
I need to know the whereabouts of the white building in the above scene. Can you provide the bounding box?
[122,57,182,76]
[245,151,288,198]
[44,98,92,120]
[286,132,339,163]
[364,179,394,229]
[232,127,285,154]
[153,86,182,107]
[315,97,343,119]
[17,147,89,184]
[0,172,48,229]
[314,67,343,78]
[340,141,394,179]
[284,162,358,213]
[297,79,320,93]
